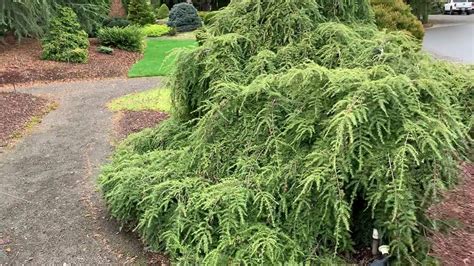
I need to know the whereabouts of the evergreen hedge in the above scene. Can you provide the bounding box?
[41,7,89,63]
[100,0,473,264]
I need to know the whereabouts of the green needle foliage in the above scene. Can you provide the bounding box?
[41,7,89,63]
[155,3,170,19]
[0,0,109,38]
[127,0,155,26]
[100,0,473,264]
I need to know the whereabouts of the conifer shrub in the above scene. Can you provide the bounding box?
[167,3,202,32]
[155,3,170,19]
[98,26,145,52]
[370,0,425,40]
[41,7,89,63]
[100,0,473,264]
[127,0,155,26]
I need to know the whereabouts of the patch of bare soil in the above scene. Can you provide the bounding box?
[428,163,474,265]
[116,110,169,139]
[0,91,51,146]
[0,39,141,88]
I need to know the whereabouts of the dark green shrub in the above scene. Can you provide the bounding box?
[430,0,445,14]
[41,6,89,63]
[98,26,145,52]
[100,0,472,264]
[155,3,170,19]
[199,11,218,25]
[370,0,425,40]
[127,0,155,26]
[167,3,202,32]
[97,46,114,54]
[103,17,131,28]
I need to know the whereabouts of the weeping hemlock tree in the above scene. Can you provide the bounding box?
[100,0,473,264]
[0,0,109,39]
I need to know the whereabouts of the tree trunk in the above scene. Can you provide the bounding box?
[109,0,127,18]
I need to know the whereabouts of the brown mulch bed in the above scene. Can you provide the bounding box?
[0,91,51,146]
[116,110,169,139]
[0,38,141,88]
[428,163,474,265]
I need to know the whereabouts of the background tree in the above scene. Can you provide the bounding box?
[370,0,424,40]
[155,3,170,19]
[406,0,431,23]
[151,0,161,8]
[128,0,156,25]
[0,0,109,39]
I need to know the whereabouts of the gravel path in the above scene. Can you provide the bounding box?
[0,78,161,264]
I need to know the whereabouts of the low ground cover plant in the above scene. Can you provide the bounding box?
[98,26,145,52]
[41,7,89,63]
[142,24,170,37]
[101,0,473,264]
[167,3,202,32]
[97,46,114,54]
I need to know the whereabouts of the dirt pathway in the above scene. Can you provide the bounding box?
[0,78,161,264]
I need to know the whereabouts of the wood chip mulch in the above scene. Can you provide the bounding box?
[0,39,142,88]
[116,110,169,139]
[0,91,51,146]
[428,163,474,265]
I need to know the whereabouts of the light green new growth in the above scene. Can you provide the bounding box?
[142,24,170,37]
[100,0,473,264]
[108,88,171,112]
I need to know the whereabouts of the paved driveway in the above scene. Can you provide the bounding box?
[423,14,474,64]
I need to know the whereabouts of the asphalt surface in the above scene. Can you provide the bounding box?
[423,14,474,64]
[0,78,161,264]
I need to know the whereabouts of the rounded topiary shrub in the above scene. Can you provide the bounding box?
[370,0,424,40]
[41,7,89,63]
[167,3,202,32]
[128,0,155,26]
[155,3,170,19]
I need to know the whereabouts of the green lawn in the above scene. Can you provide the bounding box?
[108,88,172,112]
[128,39,197,77]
